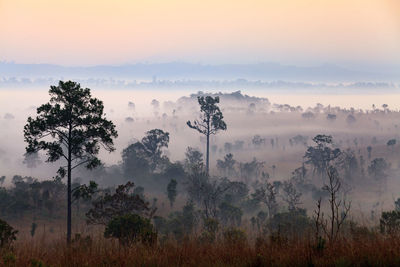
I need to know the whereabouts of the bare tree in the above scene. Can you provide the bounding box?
[320,166,351,242]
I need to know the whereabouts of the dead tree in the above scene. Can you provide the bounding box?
[320,166,351,242]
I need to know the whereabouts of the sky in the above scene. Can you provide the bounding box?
[0,0,399,68]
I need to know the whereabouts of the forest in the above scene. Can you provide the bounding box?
[0,81,399,266]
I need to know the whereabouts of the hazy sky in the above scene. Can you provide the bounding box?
[1,0,399,67]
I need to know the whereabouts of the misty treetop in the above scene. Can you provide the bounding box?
[24,81,118,169]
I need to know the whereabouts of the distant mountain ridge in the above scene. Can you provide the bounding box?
[1,62,398,82]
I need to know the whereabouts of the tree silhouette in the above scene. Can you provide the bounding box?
[367,146,372,159]
[142,129,169,171]
[387,139,396,152]
[23,81,118,243]
[23,152,41,169]
[304,135,341,181]
[167,179,177,208]
[217,153,236,177]
[187,96,227,174]
[122,129,169,180]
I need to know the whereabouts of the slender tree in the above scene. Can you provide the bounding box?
[23,81,118,243]
[187,96,227,174]
[167,179,178,208]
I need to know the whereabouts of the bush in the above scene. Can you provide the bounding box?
[222,227,246,244]
[199,218,219,243]
[0,219,18,248]
[3,252,16,266]
[104,214,157,246]
[380,211,400,235]
[267,208,311,238]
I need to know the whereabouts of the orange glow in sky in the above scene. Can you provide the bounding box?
[0,0,399,65]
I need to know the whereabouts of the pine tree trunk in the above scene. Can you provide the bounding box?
[206,133,210,175]
[67,127,72,243]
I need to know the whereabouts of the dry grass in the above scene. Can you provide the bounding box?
[2,231,400,267]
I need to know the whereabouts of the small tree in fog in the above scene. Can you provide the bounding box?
[142,129,170,171]
[23,81,118,243]
[104,214,156,246]
[282,179,302,211]
[387,139,396,152]
[187,96,227,174]
[304,135,341,181]
[368,158,389,189]
[167,179,177,208]
[346,114,356,124]
[216,153,236,177]
[86,182,155,226]
[367,146,372,159]
[184,147,204,172]
[0,219,18,248]
[252,182,278,218]
[122,129,169,179]
[23,152,41,169]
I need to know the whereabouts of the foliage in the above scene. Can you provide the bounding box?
[387,139,396,147]
[200,218,219,243]
[104,214,156,246]
[167,179,177,207]
[281,179,302,211]
[156,202,199,241]
[72,181,98,202]
[216,153,236,177]
[184,147,204,173]
[304,135,341,181]
[0,219,18,248]
[24,80,118,178]
[186,174,235,219]
[252,182,278,218]
[23,152,42,169]
[122,129,170,180]
[218,202,243,227]
[23,80,118,242]
[86,182,155,225]
[267,209,311,238]
[380,211,400,235]
[239,158,265,183]
[141,129,170,171]
[341,149,359,181]
[222,227,246,244]
[122,142,151,180]
[0,177,65,218]
[368,158,389,181]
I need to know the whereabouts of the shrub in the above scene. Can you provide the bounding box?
[380,210,400,235]
[267,208,311,238]
[3,252,16,266]
[72,233,92,248]
[30,259,50,267]
[104,214,157,246]
[0,219,18,248]
[222,227,246,244]
[199,218,219,243]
